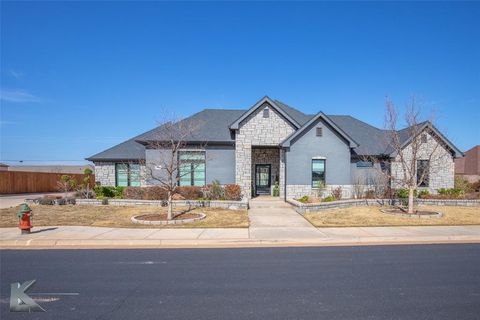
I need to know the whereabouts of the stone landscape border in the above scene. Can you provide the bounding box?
[380,208,443,219]
[131,212,207,225]
[287,198,480,213]
[75,198,248,210]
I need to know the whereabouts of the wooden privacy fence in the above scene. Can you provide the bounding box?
[0,171,95,194]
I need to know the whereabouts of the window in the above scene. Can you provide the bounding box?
[263,108,269,118]
[356,161,374,168]
[312,159,326,188]
[316,127,323,137]
[115,163,141,187]
[421,134,427,143]
[179,151,206,186]
[417,160,429,187]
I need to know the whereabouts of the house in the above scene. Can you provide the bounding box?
[87,96,462,199]
[455,145,480,182]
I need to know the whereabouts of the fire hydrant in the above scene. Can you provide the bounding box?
[17,203,33,234]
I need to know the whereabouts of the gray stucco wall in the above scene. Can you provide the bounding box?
[205,146,235,184]
[286,118,351,186]
[145,145,235,186]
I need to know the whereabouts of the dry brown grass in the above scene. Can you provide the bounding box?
[303,205,480,227]
[0,205,249,228]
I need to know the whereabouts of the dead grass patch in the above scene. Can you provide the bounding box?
[0,205,249,228]
[303,205,480,227]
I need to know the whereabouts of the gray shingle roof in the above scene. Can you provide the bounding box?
[86,99,460,161]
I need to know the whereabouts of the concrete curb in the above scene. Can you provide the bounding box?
[2,236,480,249]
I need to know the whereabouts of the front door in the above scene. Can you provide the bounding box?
[255,164,271,195]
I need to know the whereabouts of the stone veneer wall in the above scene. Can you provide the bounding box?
[93,161,146,187]
[251,148,280,195]
[235,103,295,198]
[94,162,115,186]
[391,131,454,193]
[286,184,354,200]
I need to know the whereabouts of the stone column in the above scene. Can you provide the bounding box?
[235,140,252,199]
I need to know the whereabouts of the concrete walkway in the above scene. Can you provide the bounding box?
[1,225,479,249]
[249,196,324,240]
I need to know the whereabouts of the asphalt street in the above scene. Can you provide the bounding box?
[1,244,479,320]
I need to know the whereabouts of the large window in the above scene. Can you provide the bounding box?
[115,163,141,187]
[417,160,429,187]
[356,161,374,168]
[179,151,206,186]
[312,159,326,188]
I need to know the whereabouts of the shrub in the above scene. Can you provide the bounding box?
[123,186,167,200]
[364,190,375,199]
[470,180,480,192]
[322,195,335,202]
[204,180,224,200]
[114,187,125,199]
[455,175,473,193]
[56,197,76,205]
[297,196,309,203]
[272,182,279,197]
[93,186,116,198]
[224,184,242,200]
[395,188,417,199]
[176,186,203,200]
[38,197,56,205]
[418,190,430,198]
[331,186,342,200]
[437,188,463,198]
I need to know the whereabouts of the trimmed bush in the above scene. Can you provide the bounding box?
[418,190,430,198]
[177,186,203,200]
[204,180,224,200]
[93,186,116,198]
[297,196,309,203]
[322,195,335,202]
[224,184,242,200]
[122,186,167,200]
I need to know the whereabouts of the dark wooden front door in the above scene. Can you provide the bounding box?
[255,164,271,195]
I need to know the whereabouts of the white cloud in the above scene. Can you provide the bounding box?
[0,89,42,103]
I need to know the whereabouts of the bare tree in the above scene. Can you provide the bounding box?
[367,98,450,213]
[142,112,206,220]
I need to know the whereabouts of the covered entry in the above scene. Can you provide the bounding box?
[251,147,280,196]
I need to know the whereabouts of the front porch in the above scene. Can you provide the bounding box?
[251,147,281,197]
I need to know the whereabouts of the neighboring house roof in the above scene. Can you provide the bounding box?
[86,97,463,161]
[455,145,480,175]
[6,165,93,174]
[281,112,359,148]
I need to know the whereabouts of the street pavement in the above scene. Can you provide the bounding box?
[1,244,479,319]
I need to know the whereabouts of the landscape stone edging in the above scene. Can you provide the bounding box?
[130,212,207,225]
[287,198,480,213]
[75,198,248,210]
[380,208,443,219]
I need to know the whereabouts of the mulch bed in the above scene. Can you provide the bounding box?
[135,213,201,221]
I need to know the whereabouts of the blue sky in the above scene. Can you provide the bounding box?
[1,1,479,165]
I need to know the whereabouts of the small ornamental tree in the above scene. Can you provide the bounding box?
[142,111,207,220]
[366,98,451,214]
[78,168,94,199]
[57,175,77,198]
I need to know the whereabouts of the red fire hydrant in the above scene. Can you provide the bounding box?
[17,203,33,234]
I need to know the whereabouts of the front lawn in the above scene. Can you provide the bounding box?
[0,205,249,228]
[303,205,480,227]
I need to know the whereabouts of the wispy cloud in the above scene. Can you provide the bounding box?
[9,70,23,79]
[0,89,42,103]
[0,120,18,127]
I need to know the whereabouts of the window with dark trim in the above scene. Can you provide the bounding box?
[263,108,270,118]
[178,151,206,186]
[312,159,326,188]
[115,163,140,187]
[356,161,374,168]
[417,160,429,187]
[316,127,323,137]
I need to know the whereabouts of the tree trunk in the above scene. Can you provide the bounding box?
[408,187,415,214]
[167,191,173,220]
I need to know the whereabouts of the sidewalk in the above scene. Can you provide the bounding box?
[1,225,479,249]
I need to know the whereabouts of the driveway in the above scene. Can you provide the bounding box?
[248,196,326,240]
[0,192,68,209]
